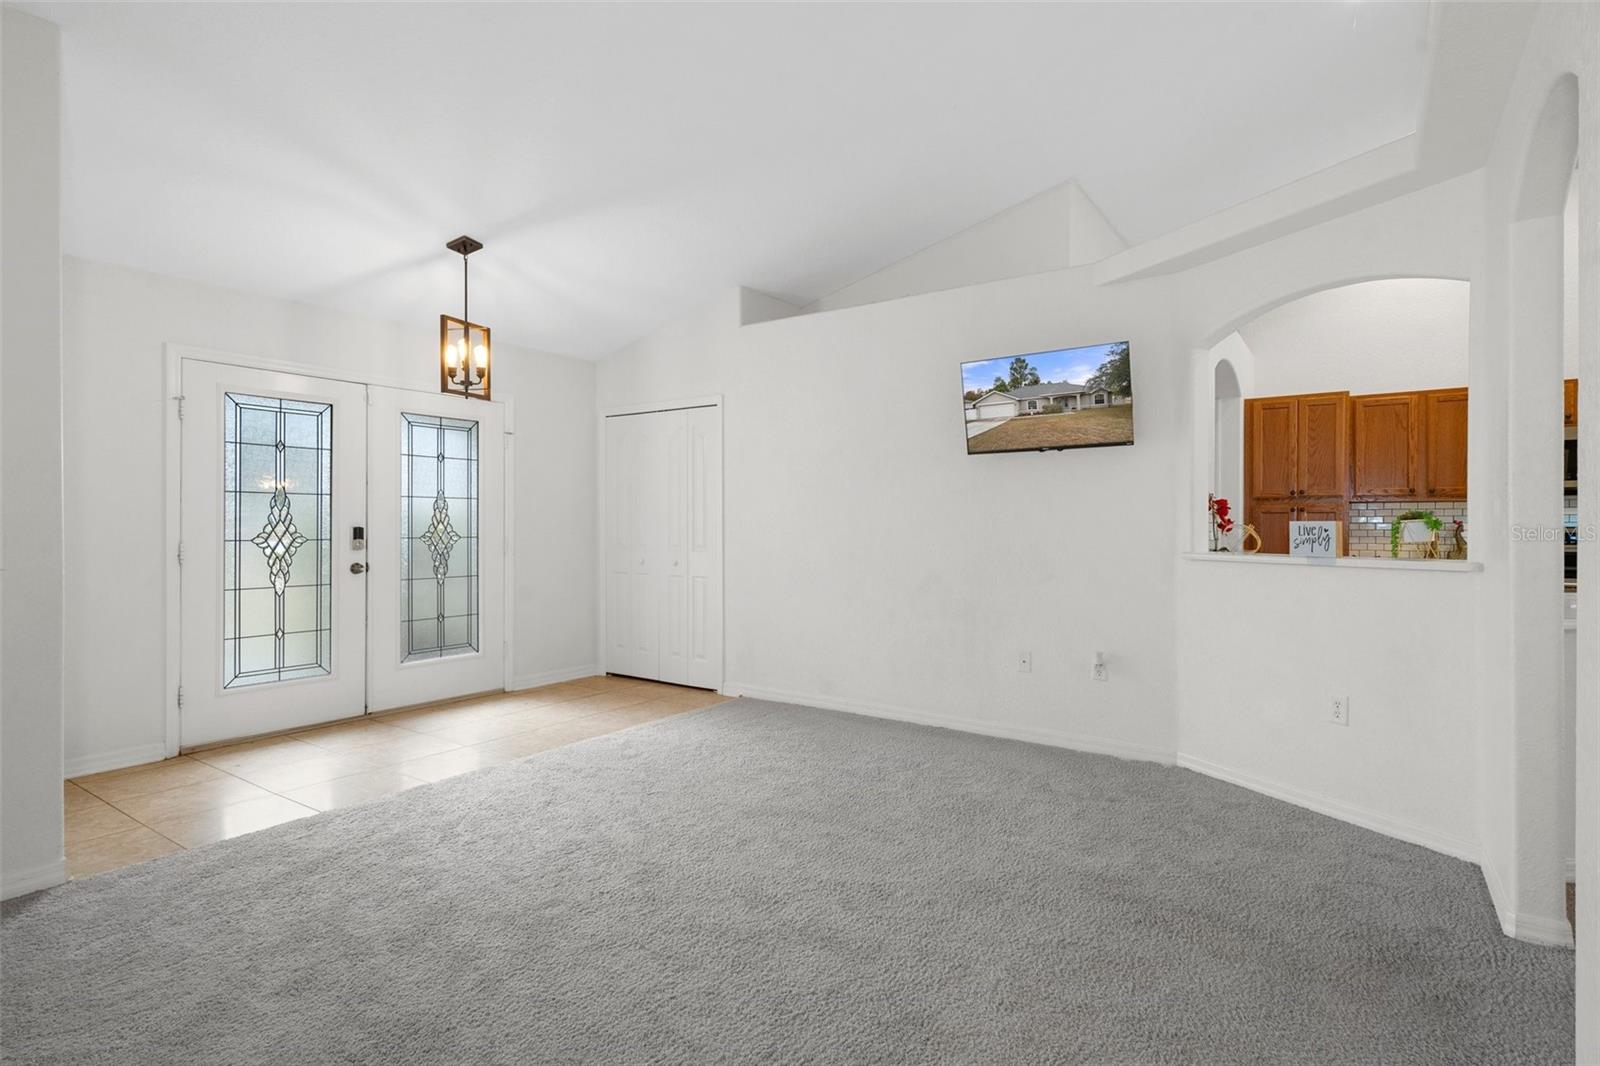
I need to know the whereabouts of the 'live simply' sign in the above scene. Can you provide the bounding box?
[1289,520,1341,557]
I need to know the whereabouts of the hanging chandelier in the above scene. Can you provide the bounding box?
[439,235,491,400]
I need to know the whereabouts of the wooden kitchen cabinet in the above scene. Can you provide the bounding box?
[1352,392,1422,498]
[1566,378,1578,427]
[1251,500,1293,555]
[1249,498,1347,555]
[1245,392,1350,501]
[1246,396,1298,499]
[1423,388,1469,499]
[1296,392,1351,498]
[1244,392,1350,556]
[1240,383,1478,555]
[1295,498,1348,529]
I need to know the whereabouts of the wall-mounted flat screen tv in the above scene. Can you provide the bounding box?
[961,341,1134,454]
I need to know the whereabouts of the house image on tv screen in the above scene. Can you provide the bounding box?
[961,341,1134,454]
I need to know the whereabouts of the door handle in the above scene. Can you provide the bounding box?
[350,563,368,575]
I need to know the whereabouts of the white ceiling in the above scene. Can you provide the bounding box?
[30,1,1435,358]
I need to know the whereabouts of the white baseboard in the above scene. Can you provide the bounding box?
[727,682,1174,765]
[508,663,601,692]
[1182,754,1572,948]
[63,742,169,779]
[1465,845,1574,948]
[1175,752,1481,863]
[2,859,66,900]
[1480,855,1515,936]
[1504,911,1575,947]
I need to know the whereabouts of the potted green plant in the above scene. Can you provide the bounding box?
[1390,510,1443,558]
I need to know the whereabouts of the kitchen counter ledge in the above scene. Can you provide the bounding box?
[1181,552,1483,573]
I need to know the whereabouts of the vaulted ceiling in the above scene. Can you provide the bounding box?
[32,2,1445,357]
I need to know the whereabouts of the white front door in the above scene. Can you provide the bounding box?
[605,405,722,689]
[179,363,368,746]
[365,387,505,711]
[179,361,506,747]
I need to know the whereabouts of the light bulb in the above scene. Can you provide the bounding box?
[473,343,487,370]
[445,340,460,370]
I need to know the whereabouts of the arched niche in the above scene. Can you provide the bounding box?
[1213,356,1243,511]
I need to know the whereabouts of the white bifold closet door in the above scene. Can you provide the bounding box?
[605,406,722,689]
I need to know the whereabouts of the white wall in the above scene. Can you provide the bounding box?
[1175,562,1480,855]
[1508,9,1599,1048]
[1173,176,1485,858]
[60,257,598,774]
[601,272,1182,762]
[598,175,1492,822]
[1475,6,1598,1025]
[1565,166,1579,379]
[595,168,1505,955]
[1,8,67,899]
[809,180,1127,313]
[1238,278,1471,396]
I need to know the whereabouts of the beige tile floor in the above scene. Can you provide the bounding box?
[65,675,730,880]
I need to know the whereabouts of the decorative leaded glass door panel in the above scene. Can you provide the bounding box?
[180,363,369,746]
[365,386,505,711]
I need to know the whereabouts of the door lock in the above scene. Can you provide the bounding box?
[349,562,368,575]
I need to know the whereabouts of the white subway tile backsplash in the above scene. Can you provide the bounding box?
[1344,498,1468,558]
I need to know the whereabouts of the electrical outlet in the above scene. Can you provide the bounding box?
[1018,650,1032,673]
[1091,652,1108,682]
[1330,696,1349,726]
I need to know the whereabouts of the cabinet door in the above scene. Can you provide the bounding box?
[1247,397,1297,499]
[1297,392,1350,498]
[1565,379,1578,427]
[1352,392,1422,498]
[1423,388,1469,499]
[1250,499,1293,555]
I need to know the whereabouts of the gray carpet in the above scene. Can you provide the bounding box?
[2,700,1574,1064]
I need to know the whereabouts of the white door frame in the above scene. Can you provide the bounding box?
[598,395,724,693]
[163,343,518,756]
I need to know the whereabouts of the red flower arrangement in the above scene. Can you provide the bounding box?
[1208,493,1234,550]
